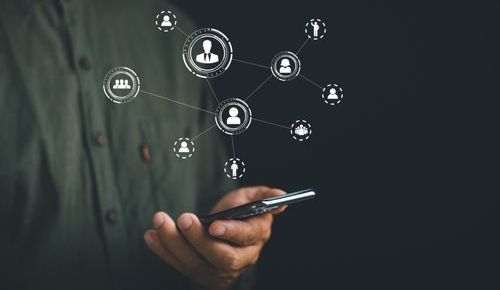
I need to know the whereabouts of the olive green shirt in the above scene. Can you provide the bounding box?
[0,0,249,289]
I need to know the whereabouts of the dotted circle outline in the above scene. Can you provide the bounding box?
[321,83,344,106]
[224,158,246,180]
[290,120,312,142]
[215,98,253,135]
[182,28,233,79]
[173,137,195,159]
[103,67,140,104]
[305,18,327,40]
[155,10,177,32]
[270,51,302,81]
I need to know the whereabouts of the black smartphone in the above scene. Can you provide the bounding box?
[200,188,317,226]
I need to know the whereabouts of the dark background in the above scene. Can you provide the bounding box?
[175,1,500,289]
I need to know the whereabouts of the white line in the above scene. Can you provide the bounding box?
[230,135,236,158]
[299,74,323,90]
[140,90,216,115]
[206,79,220,104]
[296,38,310,55]
[244,74,273,102]
[175,26,190,37]
[193,124,217,140]
[253,118,290,130]
[233,58,270,70]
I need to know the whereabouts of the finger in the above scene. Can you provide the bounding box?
[178,212,253,271]
[242,187,288,215]
[210,186,272,214]
[210,187,285,214]
[267,188,288,215]
[144,230,188,274]
[152,212,209,272]
[208,214,273,246]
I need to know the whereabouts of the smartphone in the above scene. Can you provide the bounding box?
[200,188,317,226]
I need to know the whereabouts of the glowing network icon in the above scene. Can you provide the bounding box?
[214,98,252,136]
[270,51,301,81]
[102,10,345,180]
[182,28,233,78]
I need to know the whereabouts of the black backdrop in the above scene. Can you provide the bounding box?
[174,1,500,289]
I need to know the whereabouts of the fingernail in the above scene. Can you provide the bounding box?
[178,215,193,231]
[144,232,157,248]
[211,225,226,237]
[153,212,165,229]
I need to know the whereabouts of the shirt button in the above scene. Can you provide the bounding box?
[140,143,151,162]
[106,209,119,224]
[95,132,107,146]
[78,56,92,71]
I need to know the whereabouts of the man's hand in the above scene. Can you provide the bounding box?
[144,186,286,290]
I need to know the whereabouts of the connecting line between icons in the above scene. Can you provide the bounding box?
[192,124,217,141]
[175,26,190,37]
[299,74,323,90]
[296,38,310,55]
[244,74,273,102]
[233,58,270,70]
[106,16,332,180]
[253,118,290,130]
[230,135,236,159]
[140,89,217,115]
[206,79,220,104]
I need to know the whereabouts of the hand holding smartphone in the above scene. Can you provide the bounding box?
[200,188,317,226]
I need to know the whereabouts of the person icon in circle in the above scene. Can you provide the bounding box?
[195,40,219,64]
[327,88,339,99]
[279,58,292,74]
[311,20,320,37]
[124,79,131,89]
[178,141,190,153]
[231,160,238,177]
[112,79,120,89]
[161,15,172,27]
[226,107,241,125]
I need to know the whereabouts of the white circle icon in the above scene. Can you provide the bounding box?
[182,28,233,78]
[173,137,195,159]
[215,98,252,135]
[224,158,246,180]
[322,83,343,106]
[103,67,140,104]
[270,51,301,81]
[305,19,327,40]
[155,10,177,33]
[290,120,312,142]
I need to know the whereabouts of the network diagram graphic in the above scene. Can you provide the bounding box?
[102,10,345,180]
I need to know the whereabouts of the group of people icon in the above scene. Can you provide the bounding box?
[112,79,131,90]
[294,124,309,136]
